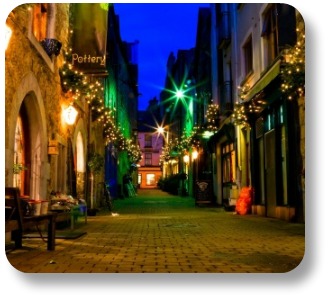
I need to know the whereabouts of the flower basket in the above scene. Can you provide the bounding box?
[40,38,62,57]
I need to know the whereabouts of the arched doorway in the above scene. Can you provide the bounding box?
[12,94,46,200]
[13,114,28,195]
[7,72,49,200]
[76,131,86,199]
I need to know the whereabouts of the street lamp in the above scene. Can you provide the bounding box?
[192,149,199,161]
[175,89,184,99]
[63,104,78,125]
[157,125,169,143]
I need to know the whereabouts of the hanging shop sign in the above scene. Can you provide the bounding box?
[71,3,108,75]
[48,140,59,155]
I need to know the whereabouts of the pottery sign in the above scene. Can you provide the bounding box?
[70,3,108,75]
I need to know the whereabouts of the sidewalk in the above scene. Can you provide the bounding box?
[5,189,305,273]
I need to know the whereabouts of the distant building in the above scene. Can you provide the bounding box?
[104,5,139,197]
[137,98,164,188]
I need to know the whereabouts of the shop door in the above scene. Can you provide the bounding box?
[264,130,276,217]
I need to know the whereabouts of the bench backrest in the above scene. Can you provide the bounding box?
[5,187,24,231]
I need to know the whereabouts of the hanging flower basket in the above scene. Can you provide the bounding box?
[40,38,62,57]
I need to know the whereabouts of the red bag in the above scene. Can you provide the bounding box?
[235,187,252,215]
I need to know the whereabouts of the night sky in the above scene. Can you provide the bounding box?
[114,3,210,111]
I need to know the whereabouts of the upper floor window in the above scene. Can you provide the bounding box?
[29,4,59,69]
[145,134,152,147]
[243,36,253,77]
[32,4,48,41]
[261,4,278,67]
[145,153,152,166]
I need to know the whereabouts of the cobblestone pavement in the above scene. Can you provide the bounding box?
[5,189,305,273]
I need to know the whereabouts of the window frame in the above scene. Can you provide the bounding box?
[145,152,152,166]
[261,4,279,68]
[27,4,56,71]
[243,35,253,78]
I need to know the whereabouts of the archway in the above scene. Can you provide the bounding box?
[6,72,48,200]
[76,131,86,199]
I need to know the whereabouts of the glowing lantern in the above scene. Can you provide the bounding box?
[63,105,78,125]
[192,150,198,160]
[183,154,189,164]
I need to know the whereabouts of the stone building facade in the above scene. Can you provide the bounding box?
[5,4,90,202]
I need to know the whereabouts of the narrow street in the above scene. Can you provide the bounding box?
[5,189,305,273]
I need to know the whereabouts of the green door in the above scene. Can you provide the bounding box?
[264,130,276,218]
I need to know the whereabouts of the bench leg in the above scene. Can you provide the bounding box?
[47,216,56,251]
[12,230,23,249]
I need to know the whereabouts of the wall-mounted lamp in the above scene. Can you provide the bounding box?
[192,150,198,161]
[5,24,12,51]
[183,154,190,164]
[63,104,78,125]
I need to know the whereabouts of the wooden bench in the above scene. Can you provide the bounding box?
[5,187,57,251]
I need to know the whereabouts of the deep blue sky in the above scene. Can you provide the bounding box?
[114,3,210,111]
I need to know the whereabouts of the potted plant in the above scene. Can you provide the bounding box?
[13,163,27,174]
[13,163,28,188]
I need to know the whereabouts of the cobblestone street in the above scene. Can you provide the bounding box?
[5,189,305,273]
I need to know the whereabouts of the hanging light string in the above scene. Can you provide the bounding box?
[281,27,305,100]
[59,29,141,162]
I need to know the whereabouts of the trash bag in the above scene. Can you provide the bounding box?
[235,187,252,215]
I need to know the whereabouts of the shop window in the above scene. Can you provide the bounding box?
[266,111,275,131]
[279,104,285,124]
[261,4,278,67]
[146,174,156,186]
[243,36,253,77]
[222,142,236,183]
[76,132,85,173]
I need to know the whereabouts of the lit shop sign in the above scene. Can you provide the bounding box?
[71,3,108,75]
[71,54,106,66]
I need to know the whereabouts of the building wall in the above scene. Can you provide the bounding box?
[138,132,163,188]
[103,5,139,198]
[5,4,89,202]
[210,3,304,222]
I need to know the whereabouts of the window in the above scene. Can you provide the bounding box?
[14,116,27,194]
[262,4,278,66]
[145,153,152,166]
[222,142,236,183]
[29,4,58,69]
[32,4,48,41]
[145,134,152,147]
[146,174,156,186]
[243,36,253,77]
